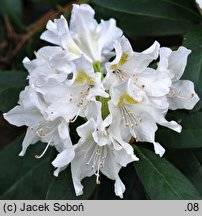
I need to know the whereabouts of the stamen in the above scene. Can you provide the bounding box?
[85,146,107,185]
[134,136,139,142]
[35,140,51,159]
[95,170,101,184]
[69,108,81,123]
[35,120,59,138]
[86,146,97,165]
[36,128,46,137]
[169,89,195,100]
[77,86,92,107]
[80,86,93,96]
[95,147,102,184]
[120,106,140,128]
[112,69,127,81]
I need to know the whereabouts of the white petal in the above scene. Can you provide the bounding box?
[99,19,123,60]
[35,79,68,103]
[19,127,39,156]
[113,143,138,166]
[71,176,84,196]
[23,57,34,72]
[168,46,191,81]
[103,69,120,89]
[114,177,125,198]
[131,115,158,143]
[109,36,133,67]
[137,68,171,97]
[70,4,122,62]
[92,130,109,146]
[70,4,99,61]
[168,80,199,110]
[158,117,182,133]
[3,106,43,127]
[153,142,165,157]
[124,41,160,74]
[72,55,95,84]
[41,16,81,58]
[80,100,102,121]
[86,73,109,99]
[76,118,96,141]
[36,46,63,59]
[71,140,96,196]
[58,121,70,140]
[102,114,112,128]
[110,78,143,106]
[52,148,75,168]
[157,47,172,72]
[53,166,67,177]
[40,16,69,46]
[70,4,96,32]
[150,96,169,110]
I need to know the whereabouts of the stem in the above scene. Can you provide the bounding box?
[93,61,104,79]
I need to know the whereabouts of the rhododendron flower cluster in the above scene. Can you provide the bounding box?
[4,4,199,198]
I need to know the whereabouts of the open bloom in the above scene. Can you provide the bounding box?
[104,36,171,97]
[23,46,75,87]
[40,4,122,63]
[52,101,138,198]
[104,36,182,156]
[108,78,181,157]
[3,86,74,159]
[158,47,199,110]
[35,55,108,122]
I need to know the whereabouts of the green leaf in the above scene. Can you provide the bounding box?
[182,26,202,111]
[93,0,200,36]
[134,146,202,199]
[0,135,55,199]
[157,112,202,149]
[0,0,23,27]
[0,71,27,112]
[166,149,202,195]
[0,135,95,199]
[46,168,96,200]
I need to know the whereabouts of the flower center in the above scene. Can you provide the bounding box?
[75,70,94,85]
[69,85,94,123]
[34,120,59,138]
[118,93,138,107]
[32,120,60,159]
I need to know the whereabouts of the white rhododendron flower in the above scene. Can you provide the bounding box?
[40,4,122,63]
[158,47,199,110]
[3,3,199,198]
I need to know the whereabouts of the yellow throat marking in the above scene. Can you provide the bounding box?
[118,93,138,107]
[111,52,129,70]
[75,70,94,85]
